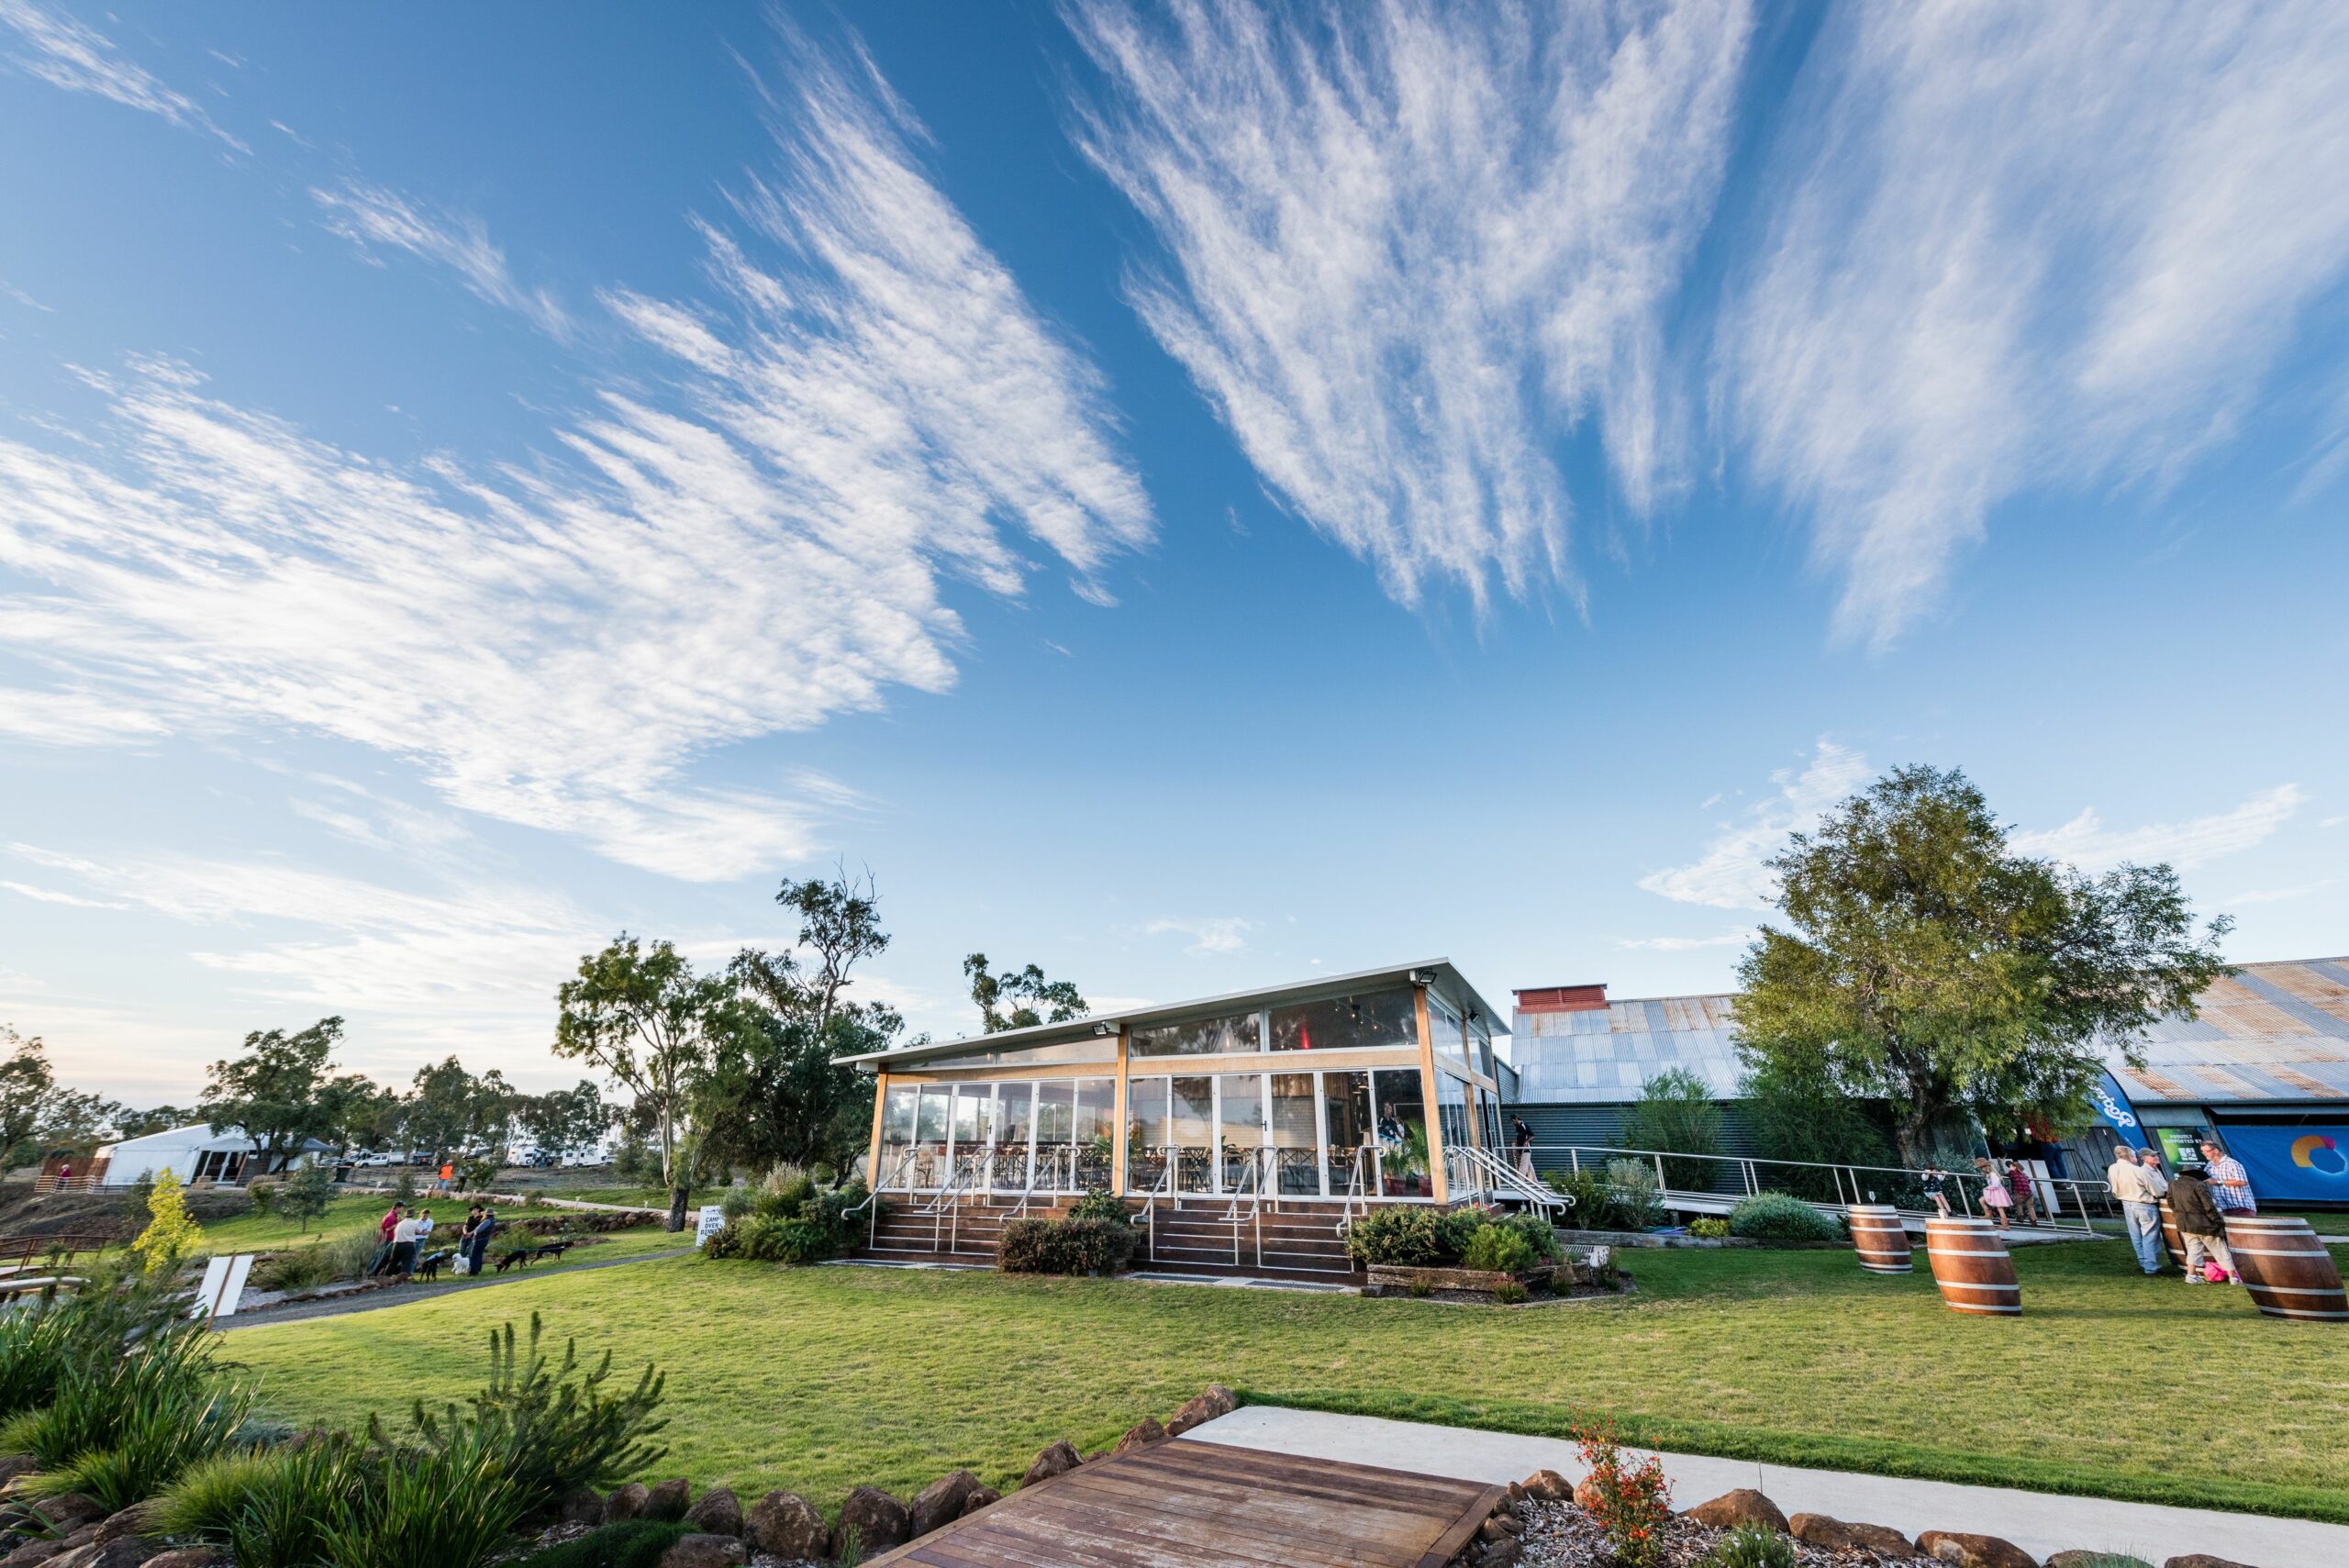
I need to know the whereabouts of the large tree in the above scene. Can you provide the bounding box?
[554,938,745,1230]
[963,954,1086,1034]
[0,1029,57,1167]
[1733,764,2232,1165]
[198,1017,375,1175]
[402,1056,518,1169]
[517,1080,614,1164]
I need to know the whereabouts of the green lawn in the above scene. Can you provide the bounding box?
[223,1240,2349,1525]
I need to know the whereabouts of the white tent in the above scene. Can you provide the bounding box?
[92,1124,329,1187]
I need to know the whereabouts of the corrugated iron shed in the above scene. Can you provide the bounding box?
[1504,956,2349,1109]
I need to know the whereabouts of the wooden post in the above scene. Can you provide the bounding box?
[865,1071,889,1184]
[1111,1029,1130,1198]
[1416,985,1448,1205]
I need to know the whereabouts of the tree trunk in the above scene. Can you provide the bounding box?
[666,1184,689,1233]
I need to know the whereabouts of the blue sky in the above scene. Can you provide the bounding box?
[1,1,2343,1102]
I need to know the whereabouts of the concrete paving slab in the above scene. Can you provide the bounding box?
[1182,1405,2348,1568]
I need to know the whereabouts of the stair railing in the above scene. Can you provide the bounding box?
[1217,1154,1263,1270]
[849,1150,916,1249]
[1140,1155,1176,1263]
[1334,1147,1369,1237]
[919,1153,978,1253]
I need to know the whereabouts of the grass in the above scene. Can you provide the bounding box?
[528,1185,707,1211]
[222,1238,2349,1526]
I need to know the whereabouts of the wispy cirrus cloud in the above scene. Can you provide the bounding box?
[0,31,1150,883]
[2012,784,2307,873]
[310,179,570,336]
[0,0,245,151]
[1638,740,1872,911]
[1145,916,1256,956]
[1618,930,1753,952]
[1066,0,1752,613]
[1723,2,2349,646]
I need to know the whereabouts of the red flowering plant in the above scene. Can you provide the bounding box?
[1572,1418,1672,1567]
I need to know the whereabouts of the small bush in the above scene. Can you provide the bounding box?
[322,1423,529,1568]
[1344,1207,1480,1267]
[159,1439,361,1568]
[1067,1189,1130,1226]
[8,1329,255,1510]
[1727,1191,1842,1243]
[997,1217,1136,1275]
[1574,1419,1671,1568]
[1688,1217,1730,1240]
[1492,1280,1529,1305]
[1702,1524,1797,1568]
[1603,1159,1666,1230]
[507,1520,691,1568]
[1616,1067,1726,1192]
[131,1169,203,1273]
[1460,1224,1541,1274]
[249,1229,380,1295]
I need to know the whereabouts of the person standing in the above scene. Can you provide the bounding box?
[2166,1167,2235,1283]
[468,1206,498,1273]
[390,1209,420,1279]
[2199,1138,2257,1217]
[370,1202,405,1276]
[415,1207,436,1261]
[2005,1159,2042,1227]
[2108,1143,2168,1274]
[1510,1116,1536,1179]
[1976,1158,2014,1229]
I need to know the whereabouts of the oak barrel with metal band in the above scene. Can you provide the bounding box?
[2157,1199,2190,1270]
[2224,1217,2347,1323]
[1924,1216,2020,1316]
[1848,1204,1913,1274]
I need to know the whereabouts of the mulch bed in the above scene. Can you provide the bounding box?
[1504,1498,1935,1567]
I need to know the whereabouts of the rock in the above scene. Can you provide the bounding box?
[39,1548,95,1568]
[1571,1477,1606,1512]
[1164,1385,1239,1437]
[82,1543,163,1568]
[645,1479,692,1523]
[830,1486,911,1559]
[1685,1489,1789,1532]
[909,1470,985,1538]
[747,1491,828,1560]
[93,1507,158,1547]
[2163,1558,2253,1568]
[1020,1441,1081,1488]
[34,1501,105,1534]
[959,1486,999,1518]
[1112,1417,1166,1455]
[56,1534,97,1554]
[1919,1530,2040,1568]
[0,1462,32,1490]
[134,1555,222,1568]
[0,1541,61,1568]
[654,1534,745,1568]
[1519,1469,1573,1502]
[1791,1514,1919,1556]
[559,1489,605,1525]
[1476,1540,1522,1568]
[604,1482,651,1523]
[684,1486,741,1537]
[2046,1555,2151,1568]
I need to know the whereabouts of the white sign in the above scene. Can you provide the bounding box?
[695,1205,727,1248]
[188,1253,256,1319]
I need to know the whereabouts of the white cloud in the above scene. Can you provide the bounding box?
[2223,881,2335,909]
[1638,740,1872,910]
[310,179,569,336]
[2012,784,2306,873]
[0,688,166,745]
[1723,3,2349,646]
[0,31,1150,884]
[1,880,128,910]
[1618,930,1753,951]
[1145,916,1256,956]
[1067,0,1752,613]
[0,0,245,150]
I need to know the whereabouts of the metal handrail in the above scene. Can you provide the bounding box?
[849,1150,915,1249]
[1450,1142,1571,1216]
[1523,1142,2114,1234]
[1217,1155,1263,1269]
[1140,1156,1176,1262]
[919,1154,979,1252]
[1334,1147,1369,1236]
[1008,1146,1068,1220]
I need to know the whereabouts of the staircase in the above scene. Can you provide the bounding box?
[853,1190,1360,1279]
[861,1193,1074,1264]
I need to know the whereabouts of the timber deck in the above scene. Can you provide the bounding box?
[866,1437,1503,1568]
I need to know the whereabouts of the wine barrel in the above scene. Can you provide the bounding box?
[2225,1217,2348,1323]
[1924,1216,2021,1317]
[1848,1205,1914,1274]
[2157,1200,2190,1270]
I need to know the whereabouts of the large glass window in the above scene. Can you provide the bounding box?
[1435,1072,1470,1155]
[995,1082,1037,1189]
[1170,1076,1215,1193]
[1270,1073,1320,1196]
[1428,991,1468,1071]
[914,1086,952,1187]
[1126,1077,1169,1190]
[1131,1011,1263,1057]
[1372,1068,1430,1198]
[1219,1074,1266,1194]
[881,1086,917,1148]
[1469,1013,1496,1080]
[1074,1079,1115,1188]
[1321,1071,1374,1195]
[1270,987,1418,1052]
[952,1083,995,1161]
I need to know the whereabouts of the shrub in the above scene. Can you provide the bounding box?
[507,1520,692,1568]
[1616,1068,1726,1192]
[1688,1217,1730,1240]
[1573,1419,1671,1568]
[1343,1207,1482,1267]
[321,1422,529,1568]
[247,1180,279,1216]
[1727,1191,1842,1243]
[1702,1524,1798,1568]
[388,1314,666,1518]
[1603,1159,1666,1230]
[391,1172,420,1207]
[997,1217,1136,1275]
[1488,1210,1562,1262]
[131,1169,203,1273]
[1492,1281,1529,1306]
[249,1229,380,1295]
[1460,1224,1540,1275]
[7,1328,255,1510]
[158,1439,361,1568]
[1067,1189,1130,1226]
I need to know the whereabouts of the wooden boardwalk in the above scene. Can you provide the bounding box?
[868,1438,1503,1568]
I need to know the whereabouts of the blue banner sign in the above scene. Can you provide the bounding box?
[2219,1125,2349,1205]
[2089,1071,2150,1150]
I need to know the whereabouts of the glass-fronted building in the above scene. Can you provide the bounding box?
[841,962,1508,1205]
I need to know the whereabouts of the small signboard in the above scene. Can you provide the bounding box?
[695,1205,727,1248]
[188,1253,257,1319]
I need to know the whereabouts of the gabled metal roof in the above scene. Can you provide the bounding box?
[2104,956,2349,1106]
[839,959,1502,1069]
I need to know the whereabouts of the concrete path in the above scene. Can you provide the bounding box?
[215,1248,690,1330]
[1183,1406,2348,1568]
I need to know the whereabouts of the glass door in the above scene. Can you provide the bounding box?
[1170,1075,1214,1195]
[914,1086,952,1190]
[1269,1073,1320,1196]
[995,1082,1037,1192]
[1216,1073,1267,1196]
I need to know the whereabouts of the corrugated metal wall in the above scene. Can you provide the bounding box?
[1508,1100,1763,1157]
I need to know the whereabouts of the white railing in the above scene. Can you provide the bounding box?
[1334,1147,1371,1237]
[1447,1143,1574,1217]
[1141,1156,1177,1262]
[1217,1154,1263,1269]
[918,1154,980,1252]
[850,1150,916,1248]
[1525,1143,2116,1234]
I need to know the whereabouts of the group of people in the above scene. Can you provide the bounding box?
[1917,1157,2047,1226]
[2110,1138,2256,1281]
[369,1199,499,1280]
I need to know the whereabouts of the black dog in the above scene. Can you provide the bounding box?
[412,1249,453,1283]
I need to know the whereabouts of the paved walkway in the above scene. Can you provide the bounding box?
[1183,1407,2349,1568]
[216,1248,689,1330]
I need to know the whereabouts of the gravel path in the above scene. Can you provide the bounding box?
[215,1247,692,1330]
